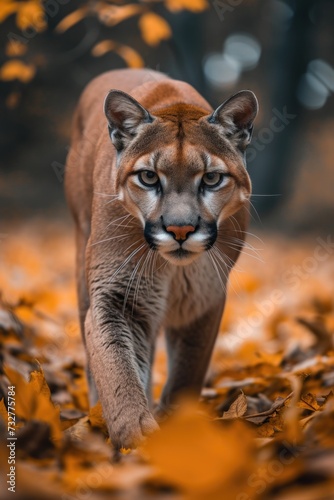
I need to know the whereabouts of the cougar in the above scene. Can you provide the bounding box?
[65,68,258,449]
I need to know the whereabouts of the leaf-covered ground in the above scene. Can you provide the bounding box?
[0,220,334,500]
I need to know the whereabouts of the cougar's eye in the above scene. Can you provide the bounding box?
[138,170,159,187]
[202,172,223,188]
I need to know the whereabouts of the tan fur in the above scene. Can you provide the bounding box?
[65,69,258,449]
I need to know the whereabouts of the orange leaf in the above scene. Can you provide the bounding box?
[97,4,143,27]
[116,45,144,68]
[55,6,88,33]
[165,0,208,13]
[16,1,46,32]
[0,399,7,423]
[91,40,116,57]
[143,402,255,493]
[138,12,171,47]
[0,1,20,23]
[4,365,62,443]
[0,60,35,83]
[92,41,144,68]
[5,39,27,57]
[88,401,108,434]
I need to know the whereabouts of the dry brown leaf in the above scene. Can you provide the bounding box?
[298,392,322,411]
[222,391,248,419]
[244,393,293,424]
[138,12,172,47]
[64,416,90,441]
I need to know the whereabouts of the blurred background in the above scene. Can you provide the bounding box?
[0,0,333,233]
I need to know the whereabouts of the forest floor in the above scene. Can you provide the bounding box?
[0,219,334,500]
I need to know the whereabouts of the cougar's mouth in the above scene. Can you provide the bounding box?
[168,248,194,259]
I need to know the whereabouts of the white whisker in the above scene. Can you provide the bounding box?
[108,240,145,284]
[122,250,147,315]
[94,191,119,198]
[207,250,226,295]
[89,234,130,247]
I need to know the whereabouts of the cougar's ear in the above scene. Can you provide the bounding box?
[104,90,154,151]
[208,90,258,152]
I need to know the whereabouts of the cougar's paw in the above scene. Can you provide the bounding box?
[110,408,159,450]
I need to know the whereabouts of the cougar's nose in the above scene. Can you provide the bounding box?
[165,225,196,242]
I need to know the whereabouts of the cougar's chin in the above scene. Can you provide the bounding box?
[160,248,201,266]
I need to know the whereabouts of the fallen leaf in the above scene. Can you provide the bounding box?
[143,401,255,494]
[297,316,333,355]
[0,399,7,423]
[3,365,62,443]
[88,400,108,434]
[222,391,247,419]
[298,393,322,411]
[244,392,293,424]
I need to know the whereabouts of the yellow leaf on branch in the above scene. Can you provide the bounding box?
[139,12,172,47]
[0,60,35,83]
[0,1,20,23]
[54,6,88,33]
[165,0,208,13]
[92,40,144,68]
[91,40,116,57]
[16,0,46,32]
[97,4,143,27]
[117,45,144,68]
[5,39,27,57]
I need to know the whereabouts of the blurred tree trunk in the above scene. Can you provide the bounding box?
[248,0,316,215]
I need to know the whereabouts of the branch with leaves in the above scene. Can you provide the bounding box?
[0,0,208,88]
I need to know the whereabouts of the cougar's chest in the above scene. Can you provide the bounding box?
[164,255,226,328]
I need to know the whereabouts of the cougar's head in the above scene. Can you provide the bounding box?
[104,87,258,265]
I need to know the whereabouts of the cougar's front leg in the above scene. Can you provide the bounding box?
[84,295,158,449]
[160,303,225,412]
[75,226,100,407]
